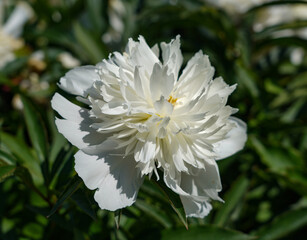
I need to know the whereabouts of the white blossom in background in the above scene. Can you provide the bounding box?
[254,3,307,65]
[206,0,267,15]
[0,1,33,68]
[28,50,46,71]
[58,52,81,69]
[206,0,307,65]
[51,36,247,218]
[102,0,126,44]
[254,4,307,32]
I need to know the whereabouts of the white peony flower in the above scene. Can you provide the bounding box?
[51,36,247,218]
[206,0,268,15]
[254,4,307,32]
[57,52,81,69]
[0,1,33,68]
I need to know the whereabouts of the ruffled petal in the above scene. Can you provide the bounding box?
[52,92,106,150]
[74,151,143,211]
[214,117,247,160]
[58,66,99,97]
[180,196,212,218]
[174,51,214,100]
[51,93,88,123]
[127,36,160,75]
[163,161,223,217]
[150,63,175,102]
[160,35,183,80]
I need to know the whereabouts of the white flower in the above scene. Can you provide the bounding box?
[206,0,267,15]
[0,1,33,68]
[51,36,247,218]
[254,4,307,32]
[57,52,81,69]
[102,0,126,43]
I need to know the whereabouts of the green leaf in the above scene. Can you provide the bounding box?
[280,99,305,123]
[0,165,16,182]
[0,149,17,165]
[73,22,107,63]
[21,96,47,162]
[0,132,43,185]
[235,60,259,98]
[47,108,68,178]
[250,136,303,172]
[50,146,75,190]
[114,209,122,229]
[154,179,188,229]
[162,226,255,240]
[140,178,168,201]
[256,37,307,52]
[135,199,173,229]
[0,132,36,164]
[254,207,307,240]
[14,166,35,187]
[214,176,249,226]
[86,0,105,33]
[71,189,97,220]
[275,168,307,196]
[47,175,83,218]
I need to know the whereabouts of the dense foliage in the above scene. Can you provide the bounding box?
[0,0,307,239]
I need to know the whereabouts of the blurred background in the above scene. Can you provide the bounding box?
[0,0,307,239]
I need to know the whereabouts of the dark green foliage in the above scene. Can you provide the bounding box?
[0,0,306,239]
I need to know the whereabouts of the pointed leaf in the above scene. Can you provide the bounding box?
[21,96,47,162]
[73,22,107,63]
[250,136,303,172]
[0,165,16,182]
[47,175,82,218]
[114,209,122,229]
[0,132,43,184]
[162,226,255,240]
[71,189,97,220]
[135,199,173,229]
[214,176,249,226]
[154,179,188,229]
[0,149,17,165]
[255,207,307,240]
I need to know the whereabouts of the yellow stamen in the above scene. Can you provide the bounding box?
[168,96,177,105]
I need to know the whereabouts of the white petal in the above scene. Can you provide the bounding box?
[154,97,174,116]
[52,93,108,150]
[150,63,175,102]
[180,161,223,200]
[163,163,217,197]
[58,66,99,97]
[134,132,156,163]
[177,51,212,86]
[134,67,145,99]
[175,58,214,100]
[75,151,143,211]
[180,196,212,218]
[163,161,223,217]
[129,36,160,75]
[214,117,247,160]
[207,77,237,99]
[51,93,88,123]
[55,118,105,150]
[151,43,160,58]
[100,101,128,115]
[160,35,183,80]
